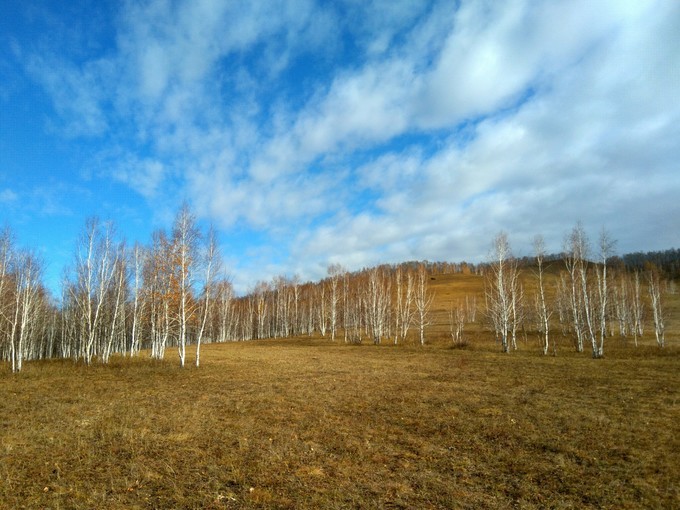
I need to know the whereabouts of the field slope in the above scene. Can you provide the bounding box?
[1,339,679,509]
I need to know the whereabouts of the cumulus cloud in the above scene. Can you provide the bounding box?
[15,0,680,291]
[293,1,679,255]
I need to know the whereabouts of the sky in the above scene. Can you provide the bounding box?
[1,0,679,295]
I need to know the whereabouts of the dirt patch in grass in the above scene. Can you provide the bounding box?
[1,339,679,509]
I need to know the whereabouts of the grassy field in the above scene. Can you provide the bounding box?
[2,335,679,509]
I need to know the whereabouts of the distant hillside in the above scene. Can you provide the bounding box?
[619,248,680,278]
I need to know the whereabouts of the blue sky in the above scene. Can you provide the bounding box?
[1,0,679,294]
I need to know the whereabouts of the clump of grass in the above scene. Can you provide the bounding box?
[448,339,470,350]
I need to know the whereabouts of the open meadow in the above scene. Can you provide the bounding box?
[3,2,679,507]
[2,334,679,509]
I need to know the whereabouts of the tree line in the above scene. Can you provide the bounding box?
[0,204,440,372]
[0,208,676,372]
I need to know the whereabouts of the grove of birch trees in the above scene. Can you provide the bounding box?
[485,223,670,357]
[0,209,676,371]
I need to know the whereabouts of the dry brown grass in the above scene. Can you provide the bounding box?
[2,335,679,509]
[2,270,679,508]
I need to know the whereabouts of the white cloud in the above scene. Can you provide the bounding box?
[113,158,167,200]
[0,189,18,203]
[30,185,79,217]
[294,61,417,154]
[16,0,680,290]
[144,0,680,275]
[283,0,680,272]
[25,54,111,137]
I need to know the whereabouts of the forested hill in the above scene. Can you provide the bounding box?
[620,248,680,278]
[483,248,680,280]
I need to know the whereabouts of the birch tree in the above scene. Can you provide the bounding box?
[342,271,349,343]
[612,273,629,338]
[253,281,270,339]
[345,273,363,344]
[128,243,145,356]
[327,264,344,342]
[272,276,291,338]
[365,266,390,344]
[316,282,328,337]
[593,228,616,358]
[291,275,301,337]
[630,270,645,345]
[533,235,552,355]
[172,204,200,368]
[10,251,43,372]
[414,264,434,346]
[510,280,524,350]
[562,223,597,353]
[145,229,176,360]
[485,232,517,353]
[563,231,584,352]
[215,277,234,342]
[195,225,220,367]
[71,218,117,365]
[393,266,414,344]
[449,301,465,346]
[101,242,126,363]
[0,228,14,362]
[647,269,666,347]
